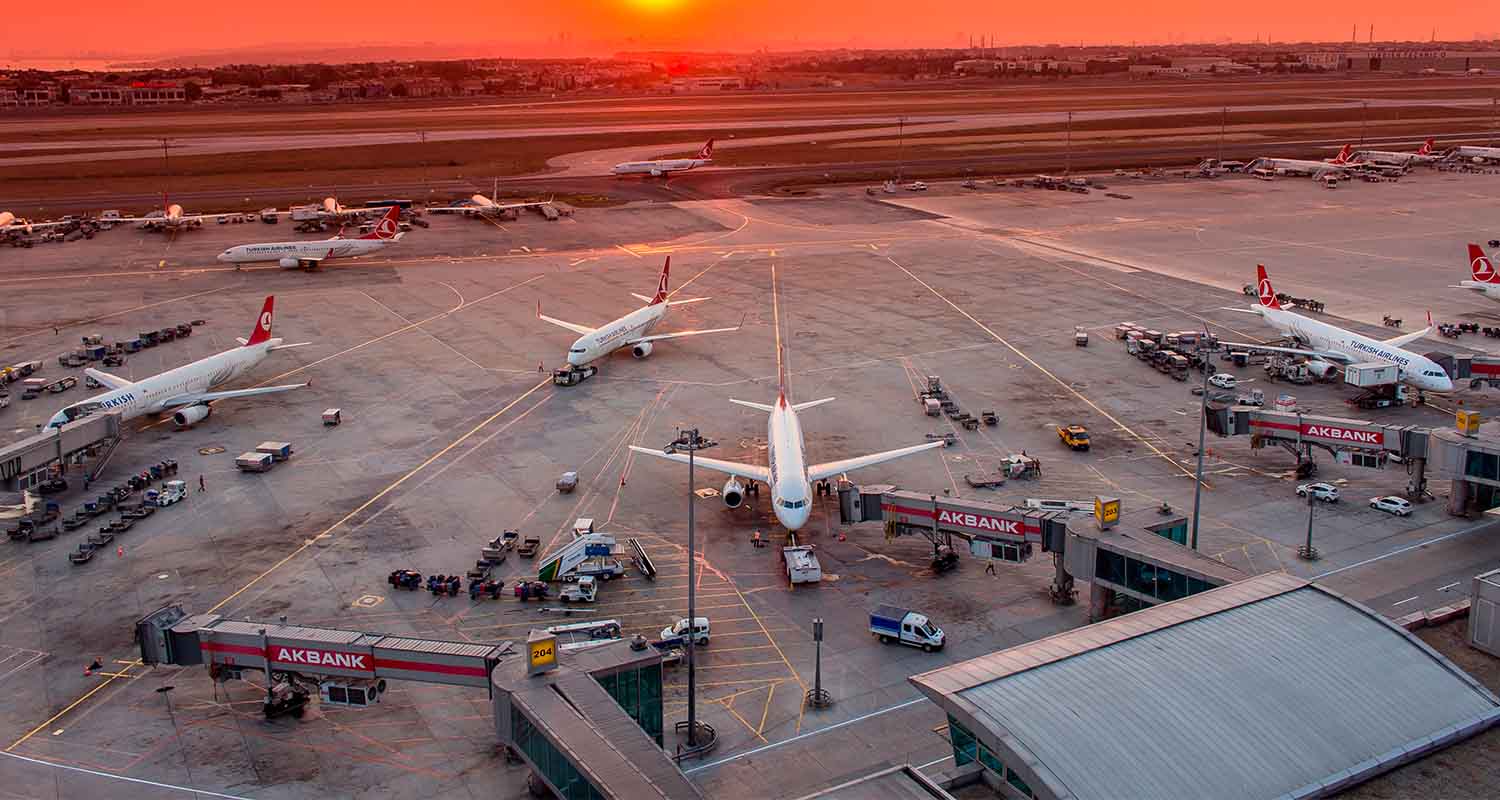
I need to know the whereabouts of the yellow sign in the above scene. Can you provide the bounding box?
[527,630,558,675]
[1094,496,1121,528]
[1458,410,1482,437]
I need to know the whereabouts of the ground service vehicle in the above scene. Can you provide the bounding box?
[558,576,598,603]
[156,480,187,506]
[870,605,946,652]
[1058,425,1090,451]
[1209,373,1237,390]
[660,617,710,646]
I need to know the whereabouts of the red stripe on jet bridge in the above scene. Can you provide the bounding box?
[201,641,264,658]
[1248,419,1299,432]
[882,503,1041,536]
[372,657,488,678]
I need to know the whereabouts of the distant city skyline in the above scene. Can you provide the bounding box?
[1,2,1495,67]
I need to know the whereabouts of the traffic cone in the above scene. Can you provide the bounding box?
[117,546,124,558]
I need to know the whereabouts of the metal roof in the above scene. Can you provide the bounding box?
[911,573,1500,800]
[793,765,957,800]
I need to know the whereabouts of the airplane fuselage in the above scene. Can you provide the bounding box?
[47,341,276,427]
[1453,145,1500,162]
[567,303,669,365]
[1257,305,1452,391]
[1458,281,1500,301]
[612,158,709,176]
[217,238,393,266]
[765,397,814,531]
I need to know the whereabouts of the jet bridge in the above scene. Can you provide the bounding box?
[839,485,1068,563]
[1206,406,1430,495]
[0,412,120,491]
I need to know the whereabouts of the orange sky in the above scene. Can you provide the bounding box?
[0,2,1491,61]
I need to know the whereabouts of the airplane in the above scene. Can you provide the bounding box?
[1221,264,1452,392]
[216,206,404,270]
[612,139,714,177]
[1448,144,1500,164]
[428,179,553,218]
[1452,243,1500,302]
[1327,144,1407,177]
[627,359,945,531]
[1351,139,1440,168]
[111,195,221,232]
[1245,147,1350,179]
[537,256,739,367]
[285,196,392,224]
[0,211,71,235]
[47,295,311,429]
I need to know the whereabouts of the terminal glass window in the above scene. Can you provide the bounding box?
[511,708,605,800]
[594,663,664,747]
[948,715,979,766]
[1467,451,1500,483]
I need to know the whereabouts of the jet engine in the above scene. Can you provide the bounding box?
[632,341,655,359]
[279,257,300,269]
[172,405,211,427]
[1304,359,1340,380]
[722,478,745,508]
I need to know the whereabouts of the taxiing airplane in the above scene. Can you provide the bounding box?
[628,361,945,531]
[1452,243,1500,302]
[1222,265,1452,392]
[1352,139,1440,168]
[613,139,714,177]
[47,296,311,429]
[428,180,553,218]
[216,206,404,270]
[538,257,739,366]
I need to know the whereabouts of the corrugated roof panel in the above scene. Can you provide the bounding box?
[954,587,1499,800]
[375,636,502,658]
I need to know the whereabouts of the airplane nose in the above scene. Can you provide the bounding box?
[216,252,229,262]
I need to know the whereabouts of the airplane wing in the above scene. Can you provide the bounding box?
[627,445,771,483]
[631,293,710,307]
[536,304,596,336]
[83,368,133,391]
[1,220,69,232]
[626,324,740,346]
[1382,326,1433,348]
[1217,341,1352,363]
[159,383,308,409]
[806,441,946,484]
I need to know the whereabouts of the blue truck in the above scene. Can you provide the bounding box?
[870,605,946,652]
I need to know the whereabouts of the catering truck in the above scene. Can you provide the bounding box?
[869,605,945,652]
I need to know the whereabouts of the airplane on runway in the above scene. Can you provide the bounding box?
[538,257,739,368]
[428,180,553,218]
[1351,139,1440,168]
[1452,244,1500,302]
[612,139,714,177]
[216,206,404,270]
[1221,264,1452,392]
[627,356,945,532]
[47,295,311,429]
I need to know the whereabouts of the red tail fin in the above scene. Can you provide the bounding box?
[650,257,670,305]
[1470,244,1498,283]
[1418,138,1434,156]
[246,296,275,346]
[1332,144,1352,164]
[697,139,715,160]
[1256,265,1281,309]
[362,206,400,240]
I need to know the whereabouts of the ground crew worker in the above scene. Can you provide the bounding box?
[198,474,206,492]
[985,556,997,576]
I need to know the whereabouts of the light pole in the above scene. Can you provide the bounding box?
[806,617,832,708]
[896,115,908,181]
[1065,111,1074,175]
[666,428,717,755]
[1218,106,1227,164]
[1295,410,1320,561]
[1360,101,1369,146]
[1189,336,1213,550]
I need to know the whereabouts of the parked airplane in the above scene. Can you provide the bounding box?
[1352,139,1440,167]
[1245,149,1349,178]
[612,139,714,177]
[537,257,739,367]
[1222,265,1452,392]
[112,195,220,232]
[47,296,310,429]
[1452,244,1500,301]
[0,211,69,234]
[428,180,553,218]
[287,196,391,223]
[628,360,944,531]
[1449,144,1500,164]
[216,206,404,269]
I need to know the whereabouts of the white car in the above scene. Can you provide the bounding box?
[1208,373,1237,390]
[660,616,710,646]
[905,181,928,191]
[1296,482,1340,502]
[1370,496,1412,516]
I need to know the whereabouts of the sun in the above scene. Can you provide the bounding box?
[626,0,687,13]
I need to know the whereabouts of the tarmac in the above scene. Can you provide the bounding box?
[3,166,1500,798]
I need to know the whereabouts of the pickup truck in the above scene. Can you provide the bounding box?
[870,605,945,652]
[1057,424,1090,451]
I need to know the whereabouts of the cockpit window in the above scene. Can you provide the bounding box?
[569,348,587,354]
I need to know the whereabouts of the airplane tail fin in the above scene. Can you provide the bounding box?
[245,296,275,346]
[1419,138,1434,156]
[1255,265,1282,310]
[1470,244,1498,283]
[650,257,670,305]
[697,139,715,160]
[1332,144,1353,164]
[362,206,401,240]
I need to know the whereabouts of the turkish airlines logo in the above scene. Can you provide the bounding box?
[938,509,1020,535]
[274,646,370,671]
[259,310,273,332]
[1303,424,1380,444]
[1257,277,1275,306]
[1474,255,1495,282]
[375,216,398,239]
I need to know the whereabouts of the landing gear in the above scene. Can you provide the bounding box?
[552,365,598,387]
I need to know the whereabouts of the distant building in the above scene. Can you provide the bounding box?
[1302,49,1500,72]
[954,59,1002,74]
[1128,65,1187,77]
[669,75,745,92]
[126,83,186,105]
[68,85,128,105]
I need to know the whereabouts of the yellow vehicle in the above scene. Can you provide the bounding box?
[1057,425,1090,451]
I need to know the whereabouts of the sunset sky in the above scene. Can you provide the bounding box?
[0,2,1491,61]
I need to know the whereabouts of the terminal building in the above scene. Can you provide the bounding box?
[910,573,1500,800]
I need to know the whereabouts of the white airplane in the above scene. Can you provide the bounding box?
[0,211,70,234]
[537,257,739,367]
[47,296,310,429]
[1448,144,1500,164]
[428,180,552,218]
[628,361,945,531]
[110,195,222,232]
[1352,139,1440,167]
[216,206,404,270]
[1245,146,1350,178]
[287,196,391,223]
[1452,243,1500,301]
[1222,264,1452,392]
[613,139,714,177]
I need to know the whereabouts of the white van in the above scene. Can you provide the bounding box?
[661,616,710,646]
